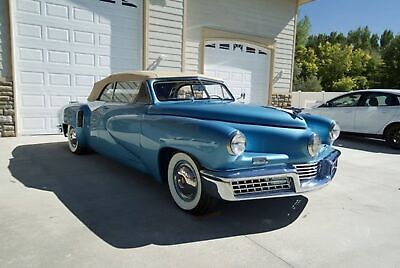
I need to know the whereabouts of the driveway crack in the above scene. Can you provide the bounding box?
[244,235,296,268]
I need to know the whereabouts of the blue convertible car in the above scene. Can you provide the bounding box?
[61,71,341,214]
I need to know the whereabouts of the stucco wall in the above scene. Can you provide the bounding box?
[184,0,297,94]
[0,0,12,81]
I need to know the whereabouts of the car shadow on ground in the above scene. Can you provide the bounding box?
[334,135,399,154]
[8,142,307,249]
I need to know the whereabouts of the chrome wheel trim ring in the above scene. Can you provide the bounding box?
[172,161,199,201]
[68,126,78,152]
[167,153,202,211]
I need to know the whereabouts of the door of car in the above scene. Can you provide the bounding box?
[315,92,363,132]
[354,92,400,135]
[90,80,150,168]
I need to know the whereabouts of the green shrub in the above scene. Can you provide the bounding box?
[353,76,369,89]
[332,77,356,91]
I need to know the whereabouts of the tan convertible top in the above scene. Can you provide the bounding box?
[87,71,222,101]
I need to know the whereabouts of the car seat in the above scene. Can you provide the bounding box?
[368,97,379,106]
[385,95,400,106]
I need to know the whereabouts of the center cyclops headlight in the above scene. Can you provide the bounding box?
[308,133,322,157]
[227,131,246,156]
[329,121,341,143]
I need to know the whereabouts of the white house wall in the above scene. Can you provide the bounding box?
[185,0,297,94]
[148,0,184,71]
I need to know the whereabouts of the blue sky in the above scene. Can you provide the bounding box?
[299,0,400,35]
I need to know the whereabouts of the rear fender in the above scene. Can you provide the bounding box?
[63,104,91,147]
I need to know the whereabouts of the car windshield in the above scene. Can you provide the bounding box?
[153,79,234,102]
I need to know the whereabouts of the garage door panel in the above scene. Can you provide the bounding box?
[18,47,44,62]
[205,42,271,105]
[11,0,143,135]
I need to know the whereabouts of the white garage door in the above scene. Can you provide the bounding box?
[204,42,271,105]
[10,0,143,135]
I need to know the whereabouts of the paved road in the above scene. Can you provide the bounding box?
[0,135,399,267]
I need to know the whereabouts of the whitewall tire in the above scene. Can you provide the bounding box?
[167,152,215,214]
[67,125,83,154]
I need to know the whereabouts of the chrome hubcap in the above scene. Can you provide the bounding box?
[173,161,198,201]
[68,127,78,149]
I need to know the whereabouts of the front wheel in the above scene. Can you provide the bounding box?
[386,125,400,149]
[67,125,84,154]
[167,152,216,215]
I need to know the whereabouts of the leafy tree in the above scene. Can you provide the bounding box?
[366,51,384,88]
[370,34,380,51]
[349,48,371,76]
[317,42,353,90]
[352,76,369,89]
[380,30,394,49]
[296,16,311,47]
[293,17,399,91]
[294,76,322,92]
[381,35,400,88]
[295,45,318,81]
[307,34,330,50]
[329,32,347,45]
[293,16,320,92]
[332,77,356,92]
[347,26,372,51]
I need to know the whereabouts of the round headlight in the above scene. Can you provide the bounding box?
[228,131,246,156]
[308,133,322,157]
[329,121,341,143]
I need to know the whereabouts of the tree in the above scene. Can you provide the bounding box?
[293,18,392,92]
[295,45,318,81]
[366,51,384,88]
[332,77,356,92]
[380,30,394,49]
[316,42,371,91]
[381,35,400,88]
[370,34,380,51]
[329,32,347,45]
[296,16,311,47]
[347,26,372,51]
[317,43,353,90]
[349,48,371,76]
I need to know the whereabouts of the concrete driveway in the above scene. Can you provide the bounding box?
[0,135,399,267]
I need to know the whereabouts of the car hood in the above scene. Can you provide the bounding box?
[148,102,307,129]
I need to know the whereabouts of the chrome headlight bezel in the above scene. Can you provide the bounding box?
[308,133,322,157]
[329,121,341,144]
[227,131,246,156]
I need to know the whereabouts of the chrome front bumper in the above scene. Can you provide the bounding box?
[201,149,341,201]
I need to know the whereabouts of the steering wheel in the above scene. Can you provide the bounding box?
[208,95,223,100]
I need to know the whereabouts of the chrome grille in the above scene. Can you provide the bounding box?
[231,176,293,196]
[294,162,320,180]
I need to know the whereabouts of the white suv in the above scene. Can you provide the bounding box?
[304,89,400,149]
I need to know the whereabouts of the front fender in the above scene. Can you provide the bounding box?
[300,112,333,144]
[141,115,238,179]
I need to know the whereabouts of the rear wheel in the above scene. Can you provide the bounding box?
[67,125,84,154]
[167,152,216,215]
[386,125,400,149]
